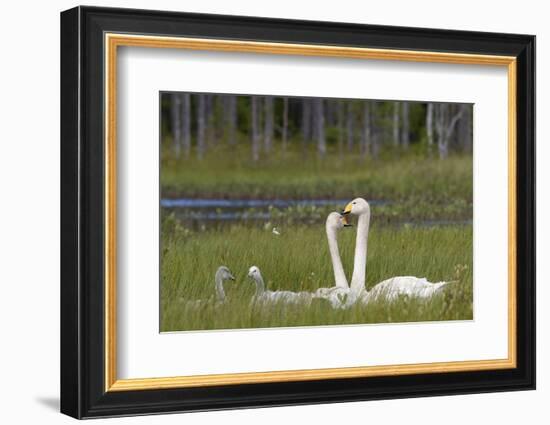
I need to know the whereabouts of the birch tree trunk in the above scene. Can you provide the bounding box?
[181,93,191,158]
[435,104,463,159]
[346,102,354,152]
[401,102,410,148]
[282,97,289,153]
[457,104,473,153]
[225,95,237,146]
[325,100,335,126]
[372,128,380,160]
[371,102,380,160]
[465,104,473,153]
[205,95,214,148]
[337,100,344,157]
[264,97,274,153]
[392,101,400,147]
[301,99,311,152]
[313,98,326,157]
[171,93,182,158]
[251,96,260,161]
[426,103,434,155]
[360,101,371,159]
[196,94,206,160]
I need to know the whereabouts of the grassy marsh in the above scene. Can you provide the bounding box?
[161,218,473,332]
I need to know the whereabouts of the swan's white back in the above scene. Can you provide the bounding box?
[362,276,450,303]
[255,290,312,305]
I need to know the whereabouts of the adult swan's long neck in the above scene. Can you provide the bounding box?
[350,210,370,293]
[326,221,348,288]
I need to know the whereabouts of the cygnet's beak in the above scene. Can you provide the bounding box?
[342,214,353,227]
[229,274,236,281]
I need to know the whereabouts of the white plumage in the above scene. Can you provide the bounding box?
[360,276,451,304]
[336,198,453,307]
[312,212,352,308]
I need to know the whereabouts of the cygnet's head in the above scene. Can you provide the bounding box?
[326,211,351,232]
[247,265,261,279]
[216,266,235,282]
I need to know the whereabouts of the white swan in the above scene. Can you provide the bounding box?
[361,276,451,303]
[312,212,353,308]
[182,266,235,308]
[247,266,313,305]
[342,198,452,304]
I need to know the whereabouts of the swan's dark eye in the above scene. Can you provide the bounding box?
[352,202,356,205]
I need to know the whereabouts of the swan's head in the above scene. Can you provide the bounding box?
[247,265,261,279]
[342,198,370,216]
[326,212,351,231]
[216,266,235,282]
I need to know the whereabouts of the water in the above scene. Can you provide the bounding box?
[160,198,387,209]
[161,198,360,226]
[161,198,470,228]
[402,219,472,227]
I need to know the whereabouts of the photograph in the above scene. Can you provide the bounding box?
[159,92,474,332]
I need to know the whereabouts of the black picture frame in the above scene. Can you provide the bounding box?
[61,5,535,419]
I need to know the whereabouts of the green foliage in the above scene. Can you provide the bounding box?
[236,96,251,133]
[324,126,341,147]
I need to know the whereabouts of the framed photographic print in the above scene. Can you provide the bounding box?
[60,6,535,419]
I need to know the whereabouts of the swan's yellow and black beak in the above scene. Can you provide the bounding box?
[342,214,353,227]
[342,202,353,215]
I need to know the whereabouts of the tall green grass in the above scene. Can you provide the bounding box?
[161,221,472,332]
